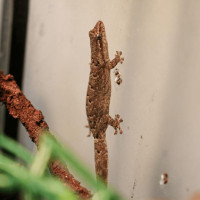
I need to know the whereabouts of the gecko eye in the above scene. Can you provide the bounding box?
[96,35,102,40]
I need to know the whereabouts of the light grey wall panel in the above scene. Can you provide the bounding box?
[20,0,200,199]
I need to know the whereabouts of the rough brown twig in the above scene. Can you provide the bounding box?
[0,70,91,199]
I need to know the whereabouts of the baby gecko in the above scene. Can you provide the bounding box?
[86,21,124,183]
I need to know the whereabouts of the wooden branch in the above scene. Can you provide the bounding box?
[0,70,91,199]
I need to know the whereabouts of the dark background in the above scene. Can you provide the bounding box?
[1,0,29,199]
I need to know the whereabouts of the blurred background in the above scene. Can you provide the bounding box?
[1,0,200,199]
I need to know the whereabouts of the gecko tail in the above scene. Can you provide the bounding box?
[94,137,108,184]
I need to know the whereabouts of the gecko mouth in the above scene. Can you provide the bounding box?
[89,21,105,39]
[89,21,108,66]
[95,21,103,35]
[96,21,105,38]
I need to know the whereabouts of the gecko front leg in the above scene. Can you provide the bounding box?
[109,51,124,69]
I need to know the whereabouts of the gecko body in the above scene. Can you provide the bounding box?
[86,21,124,183]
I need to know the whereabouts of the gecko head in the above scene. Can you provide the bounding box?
[89,21,109,66]
[89,21,105,39]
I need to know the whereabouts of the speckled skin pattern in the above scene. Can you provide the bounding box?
[86,21,124,183]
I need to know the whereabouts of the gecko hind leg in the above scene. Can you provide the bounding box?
[87,131,92,137]
[107,114,123,134]
[85,125,94,137]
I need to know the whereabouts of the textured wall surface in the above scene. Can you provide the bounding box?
[19,0,200,199]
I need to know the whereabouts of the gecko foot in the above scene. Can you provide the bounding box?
[108,114,123,135]
[109,51,124,69]
[116,51,124,64]
[85,125,93,137]
[87,132,92,137]
[87,128,96,137]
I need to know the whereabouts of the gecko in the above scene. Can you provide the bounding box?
[86,21,124,183]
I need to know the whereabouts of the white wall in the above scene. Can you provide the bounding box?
[19,0,200,199]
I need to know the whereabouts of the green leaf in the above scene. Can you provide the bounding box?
[0,132,33,164]
[0,153,78,200]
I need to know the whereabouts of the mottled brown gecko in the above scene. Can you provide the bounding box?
[86,21,124,183]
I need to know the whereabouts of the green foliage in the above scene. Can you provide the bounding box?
[0,131,125,200]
